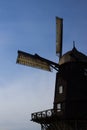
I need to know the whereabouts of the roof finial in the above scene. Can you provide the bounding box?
[73,41,75,48]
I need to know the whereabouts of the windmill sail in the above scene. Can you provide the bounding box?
[56,17,63,58]
[16,50,59,72]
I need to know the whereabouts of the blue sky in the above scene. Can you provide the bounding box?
[0,0,87,130]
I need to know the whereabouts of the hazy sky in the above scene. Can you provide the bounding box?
[0,0,87,130]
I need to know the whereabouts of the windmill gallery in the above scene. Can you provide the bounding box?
[16,17,87,130]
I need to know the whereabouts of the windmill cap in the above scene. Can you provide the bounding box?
[59,47,87,65]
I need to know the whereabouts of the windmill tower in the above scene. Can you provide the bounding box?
[16,17,87,130]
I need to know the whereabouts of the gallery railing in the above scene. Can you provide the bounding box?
[31,108,62,122]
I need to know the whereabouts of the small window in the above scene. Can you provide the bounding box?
[84,69,87,76]
[59,85,63,94]
[57,103,61,112]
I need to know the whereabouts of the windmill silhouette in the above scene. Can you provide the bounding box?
[16,17,87,130]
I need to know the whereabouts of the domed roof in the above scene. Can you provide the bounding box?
[59,47,87,65]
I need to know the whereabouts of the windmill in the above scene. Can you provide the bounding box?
[16,17,87,130]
